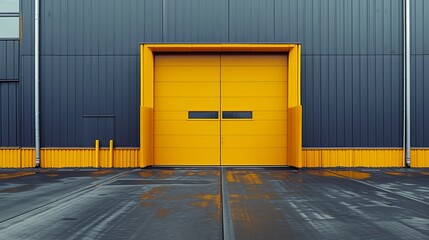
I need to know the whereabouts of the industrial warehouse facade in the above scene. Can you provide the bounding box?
[0,0,428,168]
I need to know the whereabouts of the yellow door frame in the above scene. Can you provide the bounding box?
[139,44,302,168]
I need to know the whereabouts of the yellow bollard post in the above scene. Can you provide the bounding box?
[95,140,100,168]
[109,140,114,168]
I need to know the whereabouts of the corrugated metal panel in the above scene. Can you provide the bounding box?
[17,0,426,150]
[98,145,137,168]
[21,0,142,147]
[411,0,429,147]
[302,149,403,167]
[19,0,33,138]
[41,148,94,168]
[273,0,402,55]
[0,149,21,168]
[39,0,163,56]
[113,148,139,168]
[229,0,275,42]
[411,55,429,147]
[0,83,20,146]
[411,149,429,168]
[33,148,139,168]
[0,40,19,80]
[302,55,402,147]
[163,0,228,42]
[299,0,403,147]
[0,40,20,147]
[0,42,5,79]
[82,118,115,147]
[0,148,34,168]
[274,0,304,43]
[0,147,139,168]
[21,0,34,56]
[143,0,163,42]
[0,82,20,146]
[20,56,34,147]
[21,148,35,167]
[411,0,427,55]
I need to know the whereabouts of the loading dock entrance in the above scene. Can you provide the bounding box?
[154,53,287,165]
[140,44,302,167]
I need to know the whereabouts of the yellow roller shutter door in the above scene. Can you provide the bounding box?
[154,53,287,166]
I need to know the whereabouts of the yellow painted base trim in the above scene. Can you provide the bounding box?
[302,149,405,167]
[411,149,429,168]
[2,148,429,168]
[1,148,139,168]
[0,148,35,168]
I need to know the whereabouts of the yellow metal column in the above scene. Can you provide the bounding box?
[95,140,100,168]
[109,140,114,167]
[286,45,302,168]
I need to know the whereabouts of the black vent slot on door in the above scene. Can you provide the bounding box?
[222,111,253,119]
[188,111,219,119]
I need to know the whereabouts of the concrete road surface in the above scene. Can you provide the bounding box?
[0,168,428,240]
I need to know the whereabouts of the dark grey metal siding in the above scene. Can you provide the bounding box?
[0,40,19,81]
[0,82,20,146]
[21,0,143,147]
[291,0,403,147]
[163,0,228,42]
[411,0,429,147]
[0,40,20,146]
[11,0,425,148]
[20,0,35,147]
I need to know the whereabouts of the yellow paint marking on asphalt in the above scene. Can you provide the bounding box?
[385,172,405,176]
[186,171,210,176]
[308,170,371,180]
[156,170,175,179]
[139,171,153,178]
[90,170,114,177]
[332,170,371,180]
[227,171,236,183]
[242,172,263,184]
[46,173,59,177]
[189,194,220,208]
[0,172,35,179]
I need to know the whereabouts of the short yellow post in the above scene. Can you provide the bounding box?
[95,140,100,168]
[109,140,114,168]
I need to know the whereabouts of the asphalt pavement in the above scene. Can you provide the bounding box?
[0,167,428,240]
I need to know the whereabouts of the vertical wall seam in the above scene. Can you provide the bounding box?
[227,0,229,42]
[273,0,275,41]
[162,0,165,42]
[18,40,22,146]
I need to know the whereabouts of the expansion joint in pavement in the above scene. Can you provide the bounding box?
[221,167,235,240]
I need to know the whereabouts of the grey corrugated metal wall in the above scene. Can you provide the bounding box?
[20,0,35,147]
[7,0,427,148]
[411,0,429,147]
[0,40,20,146]
[0,41,19,81]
